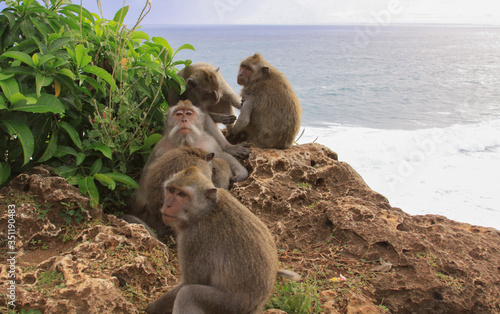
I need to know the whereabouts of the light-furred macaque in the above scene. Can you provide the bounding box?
[145,166,278,314]
[147,100,248,184]
[232,53,302,149]
[132,147,216,239]
[168,63,250,159]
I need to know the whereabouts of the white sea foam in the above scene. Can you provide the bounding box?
[297,119,500,229]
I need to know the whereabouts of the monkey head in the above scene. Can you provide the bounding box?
[237,53,270,86]
[184,68,221,106]
[161,166,218,230]
[165,100,205,146]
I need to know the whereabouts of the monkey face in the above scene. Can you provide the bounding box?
[161,185,191,227]
[237,64,253,86]
[173,108,196,134]
[187,70,221,105]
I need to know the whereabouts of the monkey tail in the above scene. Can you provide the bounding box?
[277,269,302,281]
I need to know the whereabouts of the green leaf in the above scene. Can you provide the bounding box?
[32,53,39,66]
[58,121,82,150]
[94,173,116,190]
[102,172,139,189]
[56,68,76,79]
[113,6,129,25]
[0,162,12,185]
[89,158,103,176]
[54,165,78,178]
[136,61,164,75]
[142,133,162,150]
[0,78,20,101]
[0,73,14,81]
[37,132,59,163]
[36,75,54,97]
[131,30,150,41]
[82,65,116,91]
[60,4,95,23]
[75,152,85,166]
[78,176,99,207]
[38,54,57,67]
[1,119,34,166]
[1,51,35,67]
[54,145,78,158]
[0,96,7,110]
[89,142,112,160]
[75,44,92,68]
[10,92,28,105]
[152,37,172,53]
[12,93,65,113]
[173,43,195,57]
[49,37,72,54]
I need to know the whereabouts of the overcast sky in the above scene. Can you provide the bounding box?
[77,0,500,26]
[0,0,499,25]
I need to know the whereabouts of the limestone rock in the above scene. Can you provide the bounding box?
[0,167,174,313]
[233,143,500,313]
[1,143,499,313]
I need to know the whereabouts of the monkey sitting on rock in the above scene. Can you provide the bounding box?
[146,100,248,184]
[126,100,246,239]
[231,53,303,149]
[146,166,299,314]
[126,147,218,240]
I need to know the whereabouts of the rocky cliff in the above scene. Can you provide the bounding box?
[1,143,499,313]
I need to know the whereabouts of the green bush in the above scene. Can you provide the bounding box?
[0,0,193,210]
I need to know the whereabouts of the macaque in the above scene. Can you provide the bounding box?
[132,147,216,239]
[146,166,279,314]
[168,63,250,159]
[232,53,302,149]
[147,100,248,184]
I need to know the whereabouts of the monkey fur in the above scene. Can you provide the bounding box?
[132,147,215,240]
[233,53,303,149]
[168,63,250,159]
[146,166,279,314]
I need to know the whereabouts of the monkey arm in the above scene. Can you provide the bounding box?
[204,116,250,159]
[232,99,254,135]
[208,112,236,125]
[215,151,248,182]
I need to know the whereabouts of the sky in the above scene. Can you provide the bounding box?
[2,0,499,25]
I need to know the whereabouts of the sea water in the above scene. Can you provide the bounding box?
[142,24,500,229]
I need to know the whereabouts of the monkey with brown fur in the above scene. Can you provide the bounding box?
[168,62,250,159]
[145,166,279,314]
[131,147,216,239]
[146,100,248,185]
[232,53,303,149]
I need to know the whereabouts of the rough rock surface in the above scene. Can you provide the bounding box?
[1,144,499,313]
[0,166,174,313]
[235,144,500,313]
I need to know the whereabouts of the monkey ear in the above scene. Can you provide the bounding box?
[261,66,270,76]
[204,153,215,162]
[187,78,197,88]
[205,188,218,202]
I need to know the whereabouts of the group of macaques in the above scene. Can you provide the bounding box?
[124,53,302,313]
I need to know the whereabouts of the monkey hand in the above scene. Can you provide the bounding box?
[220,114,236,125]
[225,143,251,159]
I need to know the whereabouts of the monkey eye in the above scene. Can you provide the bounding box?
[185,110,194,116]
[177,191,187,198]
[167,187,176,194]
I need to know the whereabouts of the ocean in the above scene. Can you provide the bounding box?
[142,24,500,229]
